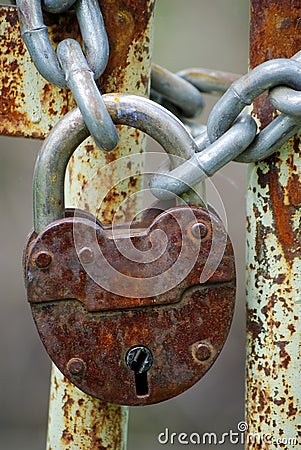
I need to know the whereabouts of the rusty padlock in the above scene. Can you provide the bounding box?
[23,94,236,405]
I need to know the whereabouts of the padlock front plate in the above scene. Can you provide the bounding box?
[30,282,235,405]
[24,206,236,405]
[25,206,235,312]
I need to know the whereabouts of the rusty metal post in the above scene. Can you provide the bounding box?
[47,2,156,449]
[246,1,301,447]
[0,1,155,448]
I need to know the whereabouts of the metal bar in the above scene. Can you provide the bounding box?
[47,1,156,448]
[246,1,301,448]
[0,0,155,447]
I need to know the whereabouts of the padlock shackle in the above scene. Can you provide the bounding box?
[33,94,198,233]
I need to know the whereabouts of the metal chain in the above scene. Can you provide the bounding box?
[150,64,240,138]
[149,52,301,198]
[150,56,301,163]
[151,64,205,119]
[150,114,257,200]
[268,52,301,118]
[43,0,76,13]
[15,0,301,198]
[16,0,119,151]
[207,53,301,145]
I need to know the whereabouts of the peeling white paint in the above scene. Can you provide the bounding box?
[47,2,156,449]
[246,143,301,448]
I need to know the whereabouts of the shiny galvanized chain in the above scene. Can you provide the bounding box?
[15,0,301,199]
[16,0,119,150]
[151,55,301,163]
[207,51,301,161]
[149,52,301,199]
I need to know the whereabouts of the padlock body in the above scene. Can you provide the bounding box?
[24,206,236,405]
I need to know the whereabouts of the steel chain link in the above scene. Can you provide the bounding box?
[149,52,301,198]
[15,0,301,199]
[16,0,119,150]
[43,0,76,13]
[150,114,258,200]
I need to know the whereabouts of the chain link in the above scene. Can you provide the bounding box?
[151,64,205,118]
[42,0,76,13]
[15,0,301,197]
[177,67,240,95]
[149,51,301,197]
[268,52,301,118]
[16,0,119,150]
[207,54,301,141]
[150,114,257,200]
[16,0,108,87]
[205,53,301,163]
[150,64,240,138]
[56,38,119,151]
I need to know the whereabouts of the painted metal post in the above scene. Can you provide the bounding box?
[246,1,301,448]
[47,2,156,449]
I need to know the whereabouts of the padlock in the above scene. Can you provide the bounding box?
[23,94,236,405]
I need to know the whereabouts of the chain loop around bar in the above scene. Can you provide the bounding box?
[16,0,109,87]
[16,0,119,150]
[15,0,301,195]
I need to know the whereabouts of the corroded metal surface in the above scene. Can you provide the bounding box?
[24,206,236,405]
[0,0,157,446]
[45,0,155,447]
[250,0,301,129]
[0,5,75,138]
[246,1,301,447]
[25,207,235,310]
[47,367,129,449]
[0,2,154,138]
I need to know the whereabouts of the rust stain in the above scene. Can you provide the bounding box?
[246,382,271,427]
[55,391,128,449]
[247,1,301,446]
[288,402,298,417]
[89,401,125,449]
[99,0,155,93]
[268,169,294,247]
[275,341,291,369]
[61,429,74,444]
[287,172,301,206]
[49,372,128,447]
[250,0,301,128]
[0,6,78,138]
[256,161,301,265]
[247,307,264,340]
[250,0,301,65]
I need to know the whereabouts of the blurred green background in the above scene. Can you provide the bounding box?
[0,1,249,449]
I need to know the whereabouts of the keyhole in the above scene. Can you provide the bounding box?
[126,346,153,397]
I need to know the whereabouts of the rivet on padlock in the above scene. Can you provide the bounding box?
[23,94,236,406]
